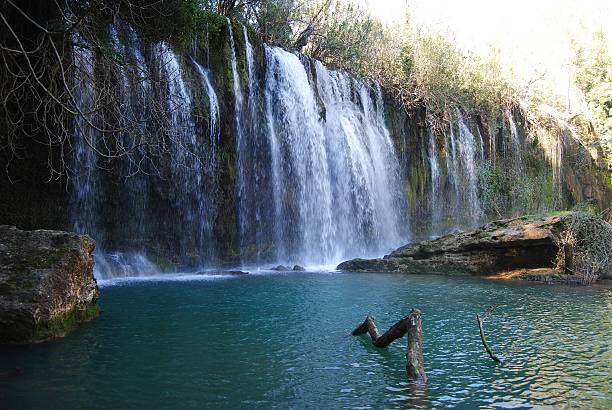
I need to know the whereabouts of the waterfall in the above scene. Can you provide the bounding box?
[191,58,220,158]
[476,126,485,162]
[59,19,581,279]
[71,35,99,240]
[237,25,272,263]
[226,19,250,262]
[69,24,421,276]
[155,42,213,260]
[446,125,461,212]
[109,25,148,244]
[428,129,441,234]
[506,109,522,165]
[263,46,406,264]
[455,111,482,224]
[443,111,482,228]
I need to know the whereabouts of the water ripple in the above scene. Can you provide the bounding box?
[0,273,610,409]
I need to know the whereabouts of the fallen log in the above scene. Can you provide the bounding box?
[477,305,502,363]
[352,308,427,383]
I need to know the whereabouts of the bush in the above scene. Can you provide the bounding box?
[555,212,612,284]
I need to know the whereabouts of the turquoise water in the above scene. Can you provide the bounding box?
[0,272,610,409]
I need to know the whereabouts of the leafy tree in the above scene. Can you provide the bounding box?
[572,30,612,165]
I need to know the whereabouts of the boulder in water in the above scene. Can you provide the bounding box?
[0,226,100,344]
[224,270,249,276]
[292,265,306,271]
[271,265,291,271]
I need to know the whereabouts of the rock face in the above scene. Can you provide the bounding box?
[338,215,570,275]
[0,226,99,344]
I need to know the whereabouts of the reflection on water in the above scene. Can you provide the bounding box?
[0,273,610,409]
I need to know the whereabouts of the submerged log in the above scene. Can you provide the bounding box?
[477,305,502,363]
[352,309,427,383]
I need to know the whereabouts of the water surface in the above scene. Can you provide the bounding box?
[1,273,610,409]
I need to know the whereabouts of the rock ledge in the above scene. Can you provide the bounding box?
[338,214,604,278]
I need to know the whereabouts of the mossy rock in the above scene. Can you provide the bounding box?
[0,225,100,344]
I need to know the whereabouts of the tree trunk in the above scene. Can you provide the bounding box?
[352,308,427,383]
[406,309,427,383]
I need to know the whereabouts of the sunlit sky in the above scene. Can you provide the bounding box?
[361,0,612,95]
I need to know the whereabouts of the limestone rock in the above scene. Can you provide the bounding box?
[0,225,100,344]
[338,214,569,275]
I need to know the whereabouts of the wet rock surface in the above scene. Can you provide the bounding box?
[0,226,99,344]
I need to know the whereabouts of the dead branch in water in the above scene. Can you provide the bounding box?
[477,305,502,363]
[352,308,427,383]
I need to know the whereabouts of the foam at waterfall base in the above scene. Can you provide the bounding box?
[94,256,360,288]
[94,252,161,280]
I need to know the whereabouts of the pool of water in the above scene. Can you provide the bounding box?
[1,272,610,409]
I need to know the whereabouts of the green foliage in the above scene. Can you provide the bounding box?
[572,30,612,165]
[252,0,297,46]
[303,1,384,70]
[478,162,558,217]
[114,0,205,44]
[478,163,511,216]
[399,30,514,115]
[195,10,229,35]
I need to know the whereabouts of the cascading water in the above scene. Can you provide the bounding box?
[236,25,273,264]
[476,126,485,162]
[155,42,214,261]
[69,21,536,278]
[428,129,441,234]
[109,25,148,243]
[446,125,461,212]
[226,19,250,263]
[443,111,482,228]
[506,109,523,166]
[191,58,220,158]
[262,46,406,264]
[71,35,99,239]
[455,110,482,224]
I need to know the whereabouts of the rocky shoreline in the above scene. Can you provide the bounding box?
[0,225,100,344]
[338,213,612,282]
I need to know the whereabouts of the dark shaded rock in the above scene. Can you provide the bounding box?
[224,270,249,276]
[271,265,291,271]
[292,265,306,271]
[338,214,571,276]
[0,225,99,344]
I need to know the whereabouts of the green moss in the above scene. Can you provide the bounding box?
[27,245,73,269]
[196,11,228,36]
[4,247,73,291]
[32,303,100,342]
[405,180,417,214]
